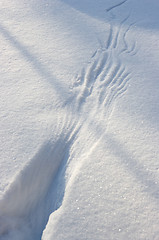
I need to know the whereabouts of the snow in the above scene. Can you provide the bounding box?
[0,0,159,239]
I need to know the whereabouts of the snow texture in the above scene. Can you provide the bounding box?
[0,0,159,239]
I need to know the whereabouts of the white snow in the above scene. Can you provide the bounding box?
[0,0,159,239]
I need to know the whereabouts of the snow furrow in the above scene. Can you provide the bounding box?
[112,13,131,49]
[106,0,128,12]
[0,109,81,239]
[120,21,137,54]
[72,14,134,120]
[106,24,113,49]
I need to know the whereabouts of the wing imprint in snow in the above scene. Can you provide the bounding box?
[73,14,135,115]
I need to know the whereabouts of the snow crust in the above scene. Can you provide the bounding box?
[0,0,159,239]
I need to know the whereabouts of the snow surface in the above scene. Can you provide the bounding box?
[0,0,159,239]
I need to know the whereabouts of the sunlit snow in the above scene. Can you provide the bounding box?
[0,0,159,239]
